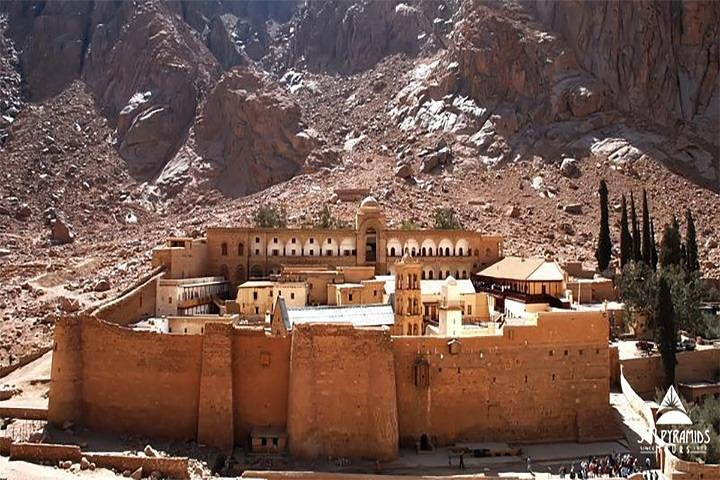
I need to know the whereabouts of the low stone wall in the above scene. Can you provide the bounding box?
[0,346,52,378]
[91,266,163,325]
[8,442,81,463]
[662,445,720,479]
[621,349,720,398]
[0,404,48,420]
[85,453,189,479]
[3,441,188,479]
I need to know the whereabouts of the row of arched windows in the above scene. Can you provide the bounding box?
[220,242,244,256]
[420,270,468,280]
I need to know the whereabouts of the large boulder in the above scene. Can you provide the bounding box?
[50,218,74,244]
[560,157,581,178]
[194,68,321,196]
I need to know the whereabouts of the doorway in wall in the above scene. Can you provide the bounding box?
[420,433,433,451]
[365,228,377,262]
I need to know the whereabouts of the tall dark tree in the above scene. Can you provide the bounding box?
[595,179,612,272]
[656,275,677,387]
[650,219,658,271]
[620,194,633,267]
[660,216,683,268]
[684,209,700,274]
[630,192,641,262]
[641,189,653,264]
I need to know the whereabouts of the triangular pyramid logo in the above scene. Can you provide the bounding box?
[656,386,693,425]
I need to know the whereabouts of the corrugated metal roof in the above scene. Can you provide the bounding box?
[284,304,394,328]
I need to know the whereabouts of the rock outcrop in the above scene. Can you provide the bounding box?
[194,68,321,196]
[290,0,448,73]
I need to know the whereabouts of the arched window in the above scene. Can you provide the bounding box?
[421,271,426,280]
[458,247,463,256]
[221,242,228,256]
[238,243,244,256]
[461,270,467,279]
[421,247,426,257]
[390,247,396,257]
[455,270,460,279]
[429,271,434,280]
[445,247,451,256]
[485,247,491,258]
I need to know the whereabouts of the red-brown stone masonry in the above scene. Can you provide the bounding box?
[198,322,235,450]
[287,324,399,460]
[79,318,203,440]
[232,330,291,446]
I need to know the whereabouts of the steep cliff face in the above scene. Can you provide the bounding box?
[389,0,718,190]
[289,0,451,73]
[531,0,719,149]
[193,68,321,197]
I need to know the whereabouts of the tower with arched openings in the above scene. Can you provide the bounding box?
[393,252,423,336]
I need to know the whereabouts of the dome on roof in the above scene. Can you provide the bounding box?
[445,275,457,285]
[359,196,379,209]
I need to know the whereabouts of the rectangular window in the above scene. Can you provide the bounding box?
[309,249,314,255]
[168,297,172,304]
[327,239,332,244]
[467,305,472,315]
[254,249,260,255]
[310,238,314,244]
[290,292,295,300]
[326,249,332,256]
[253,292,258,300]
[272,249,279,256]
[255,237,260,243]
[291,238,296,243]
[273,238,278,243]
[291,249,296,255]
[349,293,353,301]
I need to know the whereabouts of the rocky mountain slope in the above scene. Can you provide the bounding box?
[0,0,718,368]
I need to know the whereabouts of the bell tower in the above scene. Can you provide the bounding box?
[356,196,387,274]
[393,253,423,336]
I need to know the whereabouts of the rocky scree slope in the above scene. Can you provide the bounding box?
[0,0,719,368]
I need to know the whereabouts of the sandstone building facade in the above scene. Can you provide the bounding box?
[152,197,503,288]
[47,198,618,460]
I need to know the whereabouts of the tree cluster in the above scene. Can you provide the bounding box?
[252,204,287,228]
[596,181,706,388]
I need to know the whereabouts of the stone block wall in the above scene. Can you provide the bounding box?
[287,324,398,460]
[622,349,720,398]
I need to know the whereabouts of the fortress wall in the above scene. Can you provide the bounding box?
[232,329,291,446]
[197,322,235,450]
[80,318,203,440]
[392,313,611,446]
[48,316,84,425]
[287,324,398,460]
[621,349,720,398]
[92,268,162,325]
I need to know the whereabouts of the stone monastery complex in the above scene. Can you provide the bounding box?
[49,197,621,459]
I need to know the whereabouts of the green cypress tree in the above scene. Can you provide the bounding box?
[660,216,683,268]
[619,194,633,267]
[685,209,700,274]
[656,275,677,387]
[630,192,641,262]
[641,189,652,264]
[595,179,612,272]
[650,219,658,271]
